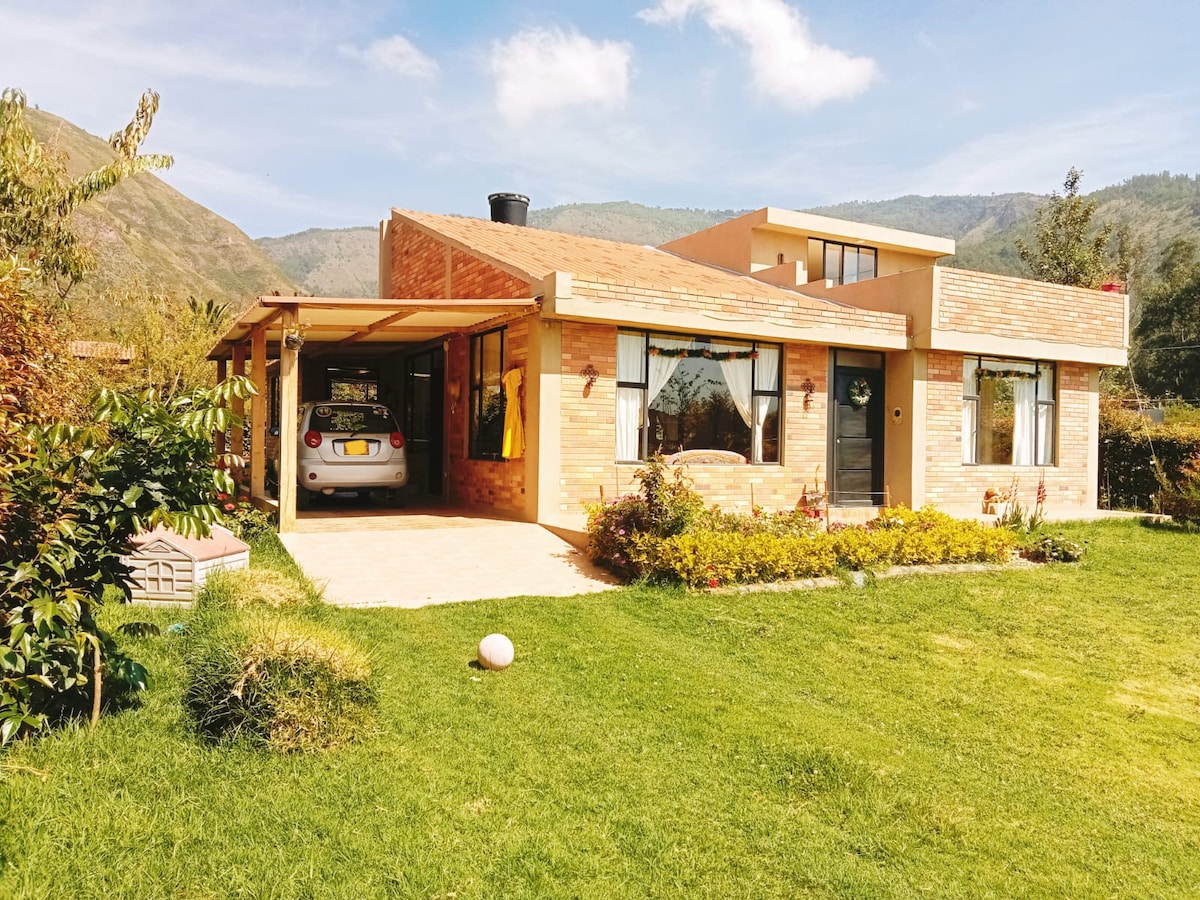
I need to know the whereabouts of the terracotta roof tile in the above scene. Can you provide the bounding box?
[393,209,868,316]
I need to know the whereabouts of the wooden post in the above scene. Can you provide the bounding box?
[231,344,246,487]
[214,358,227,457]
[278,305,299,533]
[250,325,267,502]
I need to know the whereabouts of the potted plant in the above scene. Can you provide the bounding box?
[283,323,308,351]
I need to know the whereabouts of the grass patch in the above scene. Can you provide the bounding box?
[2,520,1199,897]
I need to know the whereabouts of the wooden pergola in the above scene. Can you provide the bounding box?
[208,295,539,532]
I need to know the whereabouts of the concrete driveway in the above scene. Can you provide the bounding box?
[277,506,617,608]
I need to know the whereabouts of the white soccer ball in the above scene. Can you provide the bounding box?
[478,633,515,670]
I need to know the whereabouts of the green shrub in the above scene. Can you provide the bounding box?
[220,497,277,543]
[832,526,900,570]
[650,531,838,587]
[585,496,654,579]
[1021,535,1086,563]
[586,456,703,578]
[1,379,253,745]
[1099,403,1200,510]
[184,609,376,752]
[591,496,1018,588]
[1155,458,1200,525]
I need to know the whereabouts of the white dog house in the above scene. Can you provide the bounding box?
[123,525,250,603]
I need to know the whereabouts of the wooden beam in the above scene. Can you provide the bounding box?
[301,323,475,335]
[214,359,227,456]
[277,305,300,533]
[230,345,246,486]
[259,296,539,310]
[250,326,267,502]
[337,309,419,345]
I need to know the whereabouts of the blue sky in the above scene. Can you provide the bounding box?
[2,0,1197,237]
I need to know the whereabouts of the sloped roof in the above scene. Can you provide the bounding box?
[393,208,872,314]
[127,524,250,562]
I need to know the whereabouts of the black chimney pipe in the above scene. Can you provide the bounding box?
[488,192,530,226]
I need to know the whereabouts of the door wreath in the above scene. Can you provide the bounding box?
[848,376,872,409]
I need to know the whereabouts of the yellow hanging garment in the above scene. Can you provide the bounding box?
[501,367,525,460]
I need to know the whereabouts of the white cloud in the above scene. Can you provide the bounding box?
[490,27,632,126]
[341,35,438,79]
[0,5,318,88]
[638,0,877,109]
[902,100,1190,197]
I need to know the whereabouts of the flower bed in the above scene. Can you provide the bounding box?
[586,460,1019,588]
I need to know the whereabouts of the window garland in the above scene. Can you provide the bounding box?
[647,346,758,360]
[976,368,1040,383]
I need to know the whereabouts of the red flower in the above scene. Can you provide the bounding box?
[707,577,719,588]
[223,502,236,512]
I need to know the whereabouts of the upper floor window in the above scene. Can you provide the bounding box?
[469,327,505,459]
[810,239,878,286]
[616,331,782,464]
[962,357,1055,466]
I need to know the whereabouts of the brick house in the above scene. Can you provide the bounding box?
[211,201,1127,532]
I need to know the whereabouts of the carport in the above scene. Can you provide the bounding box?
[208,294,538,532]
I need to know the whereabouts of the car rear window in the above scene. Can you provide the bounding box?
[309,405,396,434]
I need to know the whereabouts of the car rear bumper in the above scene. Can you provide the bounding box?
[298,460,408,490]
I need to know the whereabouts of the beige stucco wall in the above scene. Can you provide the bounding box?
[882,350,922,508]
[659,218,753,274]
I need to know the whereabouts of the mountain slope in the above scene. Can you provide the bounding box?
[256,226,378,298]
[527,201,741,245]
[28,108,296,309]
[259,175,1200,297]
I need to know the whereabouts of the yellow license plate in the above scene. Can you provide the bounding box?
[343,439,369,456]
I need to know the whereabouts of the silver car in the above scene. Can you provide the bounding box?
[295,402,408,508]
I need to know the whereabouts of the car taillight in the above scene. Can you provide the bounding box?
[304,430,322,448]
[390,431,405,449]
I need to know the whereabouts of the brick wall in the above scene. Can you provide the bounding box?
[445,315,532,516]
[569,279,907,341]
[389,222,530,299]
[938,269,1125,349]
[557,322,831,518]
[923,350,1094,510]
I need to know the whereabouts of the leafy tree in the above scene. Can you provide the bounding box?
[0,88,173,299]
[1015,168,1115,288]
[1131,239,1200,400]
[0,90,252,745]
[0,378,253,744]
[92,291,229,398]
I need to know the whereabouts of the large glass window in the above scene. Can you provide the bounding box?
[810,239,878,286]
[616,331,782,464]
[469,328,505,459]
[962,357,1055,466]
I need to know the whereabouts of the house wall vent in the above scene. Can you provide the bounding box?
[488,192,530,226]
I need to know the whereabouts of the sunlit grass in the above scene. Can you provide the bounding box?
[2,520,1199,898]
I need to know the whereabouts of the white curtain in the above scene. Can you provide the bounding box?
[616,333,647,461]
[616,387,643,461]
[1012,378,1037,465]
[714,342,753,427]
[752,345,780,463]
[1037,403,1054,466]
[961,400,977,464]
[617,333,645,382]
[647,337,692,406]
[1036,365,1055,465]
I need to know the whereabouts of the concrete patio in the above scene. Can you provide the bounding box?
[277,505,617,608]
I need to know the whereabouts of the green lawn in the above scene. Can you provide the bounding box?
[3,520,1199,898]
